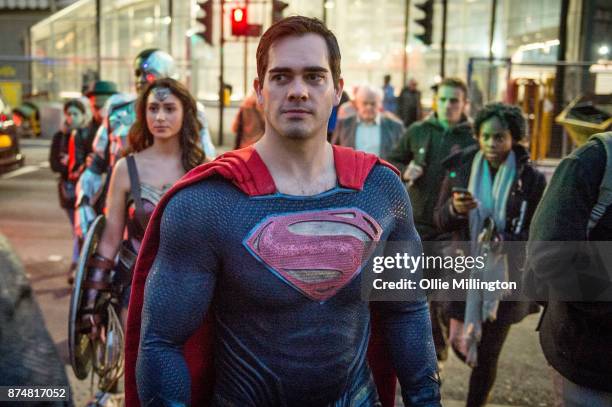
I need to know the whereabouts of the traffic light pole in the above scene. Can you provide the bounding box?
[322,0,327,25]
[95,0,101,74]
[168,0,174,54]
[219,0,225,147]
[244,0,249,96]
[402,0,411,88]
[552,0,570,157]
[440,0,447,78]
[486,0,497,102]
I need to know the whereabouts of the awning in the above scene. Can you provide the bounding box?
[0,0,51,9]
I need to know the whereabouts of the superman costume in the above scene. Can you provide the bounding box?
[125,145,440,406]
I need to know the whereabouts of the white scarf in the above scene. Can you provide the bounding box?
[463,149,516,367]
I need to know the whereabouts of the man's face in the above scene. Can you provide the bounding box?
[355,89,381,124]
[254,33,343,141]
[89,94,111,122]
[135,70,159,94]
[437,85,466,125]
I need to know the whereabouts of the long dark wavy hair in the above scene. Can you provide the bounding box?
[126,78,206,171]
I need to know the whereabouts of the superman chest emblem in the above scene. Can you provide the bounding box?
[243,208,382,302]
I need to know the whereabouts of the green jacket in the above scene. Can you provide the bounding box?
[387,114,475,238]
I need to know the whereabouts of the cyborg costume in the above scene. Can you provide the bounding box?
[125,146,441,407]
[75,49,216,236]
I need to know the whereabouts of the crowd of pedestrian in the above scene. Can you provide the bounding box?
[36,14,612,407]
[329,73,611,407]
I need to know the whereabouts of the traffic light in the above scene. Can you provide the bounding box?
[196,0,213,45]
[414,0,433,46]
[231,7,248,36]
[272,0,288,24]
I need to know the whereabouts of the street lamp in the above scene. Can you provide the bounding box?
[598,45,610,57]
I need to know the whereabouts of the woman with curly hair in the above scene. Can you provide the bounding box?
[80,78,207,337]
[434,102,547,406]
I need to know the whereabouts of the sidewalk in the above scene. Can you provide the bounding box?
[442,401,517,407]
[445,401,521,407]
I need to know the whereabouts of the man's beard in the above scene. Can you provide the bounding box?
[271,121,316,140]
[284,127,310,139]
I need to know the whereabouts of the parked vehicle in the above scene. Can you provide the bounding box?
[12,102,41,139]
[0,95,25,174]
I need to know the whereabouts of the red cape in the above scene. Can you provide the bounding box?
[125,145,400,406]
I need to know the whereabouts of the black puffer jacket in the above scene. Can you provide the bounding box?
[434,144,546,325]
[525,137,612,392]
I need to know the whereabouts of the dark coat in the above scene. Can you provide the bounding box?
[434,144,545,325]
[86,118,101,151]
[396,87,422,128]
[331,115,404,162]
[50,127,91,181]
[387,114,475,239]
[49,127,91,208]
[524,138,612,392]
[49,130,69,180]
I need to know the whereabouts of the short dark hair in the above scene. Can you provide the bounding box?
[64,99,86,114]
[256,16,341,88]
[474,102,526,142]
[438,77,468,99]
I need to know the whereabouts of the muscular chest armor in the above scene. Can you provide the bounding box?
[126,183,169,254]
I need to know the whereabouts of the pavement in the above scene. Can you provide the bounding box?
[0,137,556,406]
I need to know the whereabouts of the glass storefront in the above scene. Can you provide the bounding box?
[31,0,566,103]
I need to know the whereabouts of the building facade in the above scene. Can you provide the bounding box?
[0,0,76,107]
[28,0,611,143]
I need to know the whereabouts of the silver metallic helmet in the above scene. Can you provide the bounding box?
[133,49,177,92]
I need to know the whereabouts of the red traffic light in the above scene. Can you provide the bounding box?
[231,7,248,36]
[233,8,245,23]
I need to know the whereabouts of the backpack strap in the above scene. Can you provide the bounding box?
[587,131,612,236]
[125,155,147,233]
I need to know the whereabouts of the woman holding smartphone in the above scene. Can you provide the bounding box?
[434,102,546,407]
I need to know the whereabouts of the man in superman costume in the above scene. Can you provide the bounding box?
[125,16,440,407]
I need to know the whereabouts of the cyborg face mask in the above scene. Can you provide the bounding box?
[133,49,177,93]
